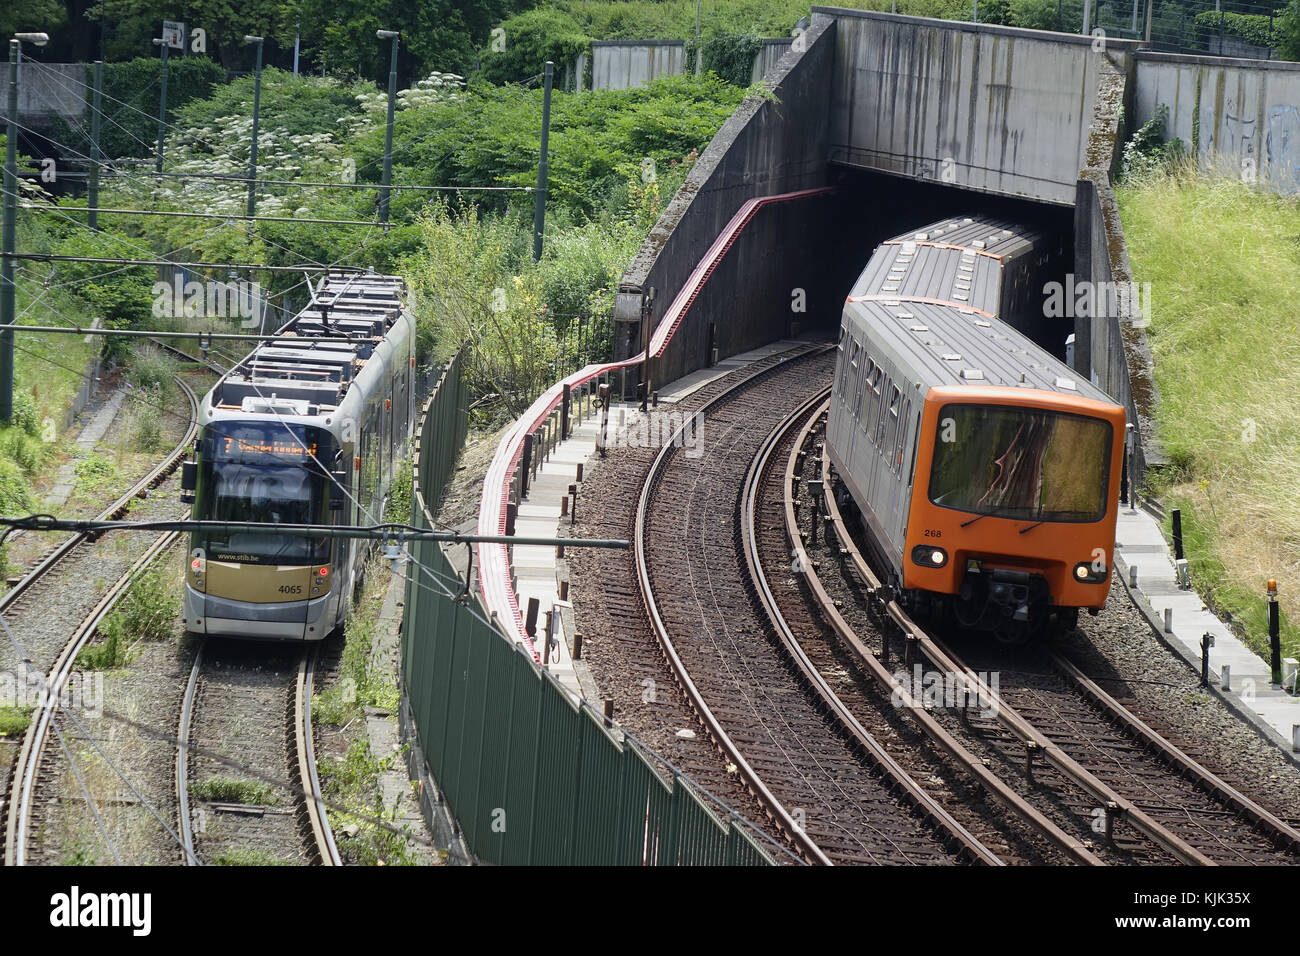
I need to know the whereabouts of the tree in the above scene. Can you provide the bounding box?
[1279,0,1300,60]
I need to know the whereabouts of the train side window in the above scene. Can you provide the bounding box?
[894,398,910,475]
[875,374,891,448]
[843,340,859,399]
[858,357,875,423]
[886,385,901,460]
[907,408,921,485]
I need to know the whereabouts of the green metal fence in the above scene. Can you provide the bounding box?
[401,352,777,866]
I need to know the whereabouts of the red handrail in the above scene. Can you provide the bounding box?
[476,186,833,655]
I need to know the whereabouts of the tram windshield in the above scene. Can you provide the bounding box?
[928,404,1112,522]
[194,420,335,565]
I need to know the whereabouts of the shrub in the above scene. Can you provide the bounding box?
[0,429,49,477]
[0,458,34,512]
[478,7,592,85]
[1194,10,1279,50]
[124,389,165,453]
[1121,105,1186,182]
[1281,0,1300,60]
[124,345,179,403]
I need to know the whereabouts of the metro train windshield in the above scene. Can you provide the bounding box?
[928,404,1112,522]
[194,421,335,565]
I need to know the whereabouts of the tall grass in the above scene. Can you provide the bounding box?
[1118,166,1300,658]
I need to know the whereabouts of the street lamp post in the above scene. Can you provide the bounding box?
[151,37,170,172]
[2,32,49,424]
[244,35,264,219]
[376,30,399,225]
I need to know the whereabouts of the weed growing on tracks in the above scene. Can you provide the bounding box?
[77,566,179,670]
[211,848,295,866]
[0,703,34,737]
[189,777,279,805]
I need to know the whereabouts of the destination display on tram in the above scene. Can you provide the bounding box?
[219,437,319,461]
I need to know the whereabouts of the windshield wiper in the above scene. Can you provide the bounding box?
[1018,521,1045,535]
[960,513,987,528]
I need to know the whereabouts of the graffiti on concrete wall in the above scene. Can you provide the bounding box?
[1267,105,1300,195]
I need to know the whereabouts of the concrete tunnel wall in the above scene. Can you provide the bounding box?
[614,17,839,385]
[1132,52,1300,195]
[816,8,1139,206]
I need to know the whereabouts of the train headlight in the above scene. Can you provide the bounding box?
[911,545,948,568]
[1073,562,1107,583]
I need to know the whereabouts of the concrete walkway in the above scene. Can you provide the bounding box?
[1114,503,1300,759]
[45,387,125,508]
[513,339,819,703]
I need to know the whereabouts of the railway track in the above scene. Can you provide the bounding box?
[177,642,339,866]
[794,401,1300,866]
[754,392,1099,865]
[0,373,200,865]
[634,346,981,865]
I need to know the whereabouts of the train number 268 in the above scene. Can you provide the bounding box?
[923,529,942,539]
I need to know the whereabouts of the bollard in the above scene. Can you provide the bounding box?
[555,543,564,559]
[576,462,583,483]
[1268,579,1282,686]
[652,390,658,408]
[1128,565,1138,589]
[525,597,540,638]
[521,434,533,499]
[1163,607,1173,634]
[561,382,571,440]
[573,631,582,660]
[569,483,578,525]
[559,579,569,601]
[1293,725,1300,753]
[506,501,517,537]
[603,699,614,727]
[1171,508,1184,561]
[1200,632,1214,688]
[1220,664,1231,692]
[561,495,569,517]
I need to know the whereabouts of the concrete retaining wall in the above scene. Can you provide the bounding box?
[0,63,87,123]
[816,7,1139,205]
[590,41,686,90]
[1132,52,1300,194]
[752,39,795,82]
[614,18,839,385]
[1075,55,1159,479]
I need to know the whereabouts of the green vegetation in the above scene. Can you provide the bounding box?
[1118,168,1300,659]
[1121,105,1186,182]
[211,848,295,866]
[0,704,35,738]
[77,565,178,669]
[313,555,416,865]
[1194,10,1280,49]
[313,554,394,726]
[189,777,279,805]
[324,738,417,866]
[74,454,122,494]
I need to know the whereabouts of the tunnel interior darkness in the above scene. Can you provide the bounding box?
[813,166,1078,361]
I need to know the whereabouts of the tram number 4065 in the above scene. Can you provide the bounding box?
[278,585,304,595]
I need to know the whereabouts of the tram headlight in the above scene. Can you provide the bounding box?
[911,545,948,568]
[1073,562,1107,583]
